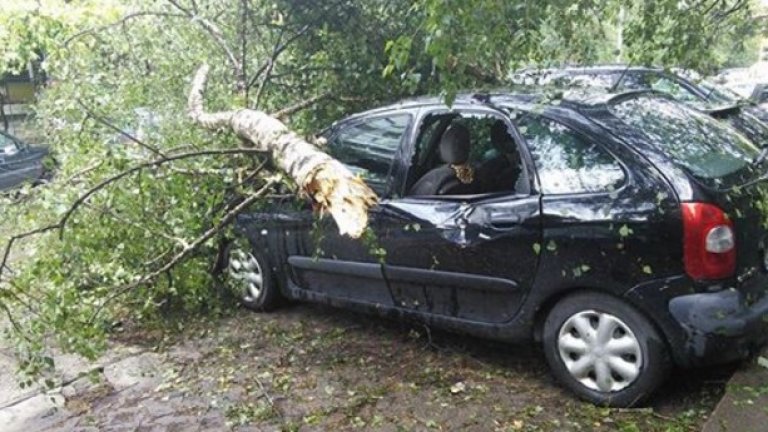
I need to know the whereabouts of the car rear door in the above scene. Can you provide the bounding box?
[516,111,682,305]
[375,107,542,324]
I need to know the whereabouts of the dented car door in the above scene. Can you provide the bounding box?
[376,193,541,324]
[285,111,414,306]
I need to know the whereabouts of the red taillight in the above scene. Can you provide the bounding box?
[681,203,736,280]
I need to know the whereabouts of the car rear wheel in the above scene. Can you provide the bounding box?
[227,246,281,311]
[542,291,670,407]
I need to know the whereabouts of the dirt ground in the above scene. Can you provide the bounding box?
[30,302,733,432]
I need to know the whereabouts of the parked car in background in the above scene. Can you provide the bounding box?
[718,82,768,108]
[752,84,767,108]
[711,67,768,107]
[511,65,768,128]
[223,89,768,407]
[511,65,731,103]
[0,130,50,191]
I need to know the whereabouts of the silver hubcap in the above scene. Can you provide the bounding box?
[557,310,642,392]
[228,249,263,302]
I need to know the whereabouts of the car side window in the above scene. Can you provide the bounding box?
[407,111,527,196]
[518,116,625,194]
[328,115,410,195]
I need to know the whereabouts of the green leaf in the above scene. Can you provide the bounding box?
[642,265,653,274]
[532,242,541,255]
[546,240,557,252]
[618,224,633,238]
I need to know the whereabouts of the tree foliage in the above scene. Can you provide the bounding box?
[384,0,764,101]
[0,0,763,383]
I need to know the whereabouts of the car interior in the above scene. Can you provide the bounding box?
[407,113,527,197]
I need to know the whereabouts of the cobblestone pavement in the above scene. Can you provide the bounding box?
[1,304,734,431]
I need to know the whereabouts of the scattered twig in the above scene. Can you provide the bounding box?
[254,373,281,418]
[62,11,187,47]
[272,91,333,120]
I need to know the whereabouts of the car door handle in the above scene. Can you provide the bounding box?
[488,214,521,230]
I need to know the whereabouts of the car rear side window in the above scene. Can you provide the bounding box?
[329,115,410,195]
[518,116,625,194]
[610,96,758,184]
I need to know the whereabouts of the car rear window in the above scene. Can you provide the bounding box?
[610,95,759,185]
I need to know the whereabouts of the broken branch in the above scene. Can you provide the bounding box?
[187,64,377,237]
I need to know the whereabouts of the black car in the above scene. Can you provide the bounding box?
[510,65,737,103]
[0,130,50,191]
[224,90,768,406]
[511,65,768,127]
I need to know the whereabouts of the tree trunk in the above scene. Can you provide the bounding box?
[0,90,8,132]
[187,64,377,238]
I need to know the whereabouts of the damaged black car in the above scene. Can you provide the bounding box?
[223,90,768,407]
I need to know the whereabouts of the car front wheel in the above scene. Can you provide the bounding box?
[227,246,282,311]
[542,291,670,407]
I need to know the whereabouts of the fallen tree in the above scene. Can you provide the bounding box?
[187,64,377,238]
[0,0,760,387]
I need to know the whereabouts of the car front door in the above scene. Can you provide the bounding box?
[375,108,542,324]
[284,112,414,307]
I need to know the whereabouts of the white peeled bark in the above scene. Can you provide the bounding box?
[187,65,377,238]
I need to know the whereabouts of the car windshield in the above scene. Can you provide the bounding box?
[610,95,759,185]
[696,81,739,104]
[528,70,707,102]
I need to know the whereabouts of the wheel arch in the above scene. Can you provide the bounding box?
[530,286,673,357]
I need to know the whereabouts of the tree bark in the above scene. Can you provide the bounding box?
[0,89,8,132]
[187,64,377,238]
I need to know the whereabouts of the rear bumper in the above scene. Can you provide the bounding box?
[667,289,768,365]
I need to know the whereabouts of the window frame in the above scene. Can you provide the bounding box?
[326,111,414,198]
[517,113,630,197]
[647,75,702,103]
[401,106,534,199]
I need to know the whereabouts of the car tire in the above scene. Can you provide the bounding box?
[226,245,282,312]
[542,291,670,407]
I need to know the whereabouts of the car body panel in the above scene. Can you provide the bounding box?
[0,131,48,190]
[512,65,768,140]
[376,193,541,323]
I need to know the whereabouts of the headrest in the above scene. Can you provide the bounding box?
[439,124,471,164]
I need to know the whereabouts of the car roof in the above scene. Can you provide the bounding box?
[513,65,663,75]
[334,88,644,127]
